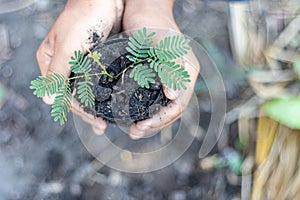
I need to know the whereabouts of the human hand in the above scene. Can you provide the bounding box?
[123,0,200,139]
[36,0,124,134]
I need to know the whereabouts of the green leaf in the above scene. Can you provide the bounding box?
[69,50,91,73]
[293,60,300,80]
[129,64,156,89]
[76,74,95,108]
[51,81,72,125]
[157,61,191,90]
[149,35,191,63]
[30,73,65,98]
[126,27,156,63]
[88,51,101,63]
[264,97,300,130]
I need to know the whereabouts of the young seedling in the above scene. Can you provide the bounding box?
[30,27,192,125]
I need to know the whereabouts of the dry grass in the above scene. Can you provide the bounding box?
[252,117,300,200]
[231,1,300,199]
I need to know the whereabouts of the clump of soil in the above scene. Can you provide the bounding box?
[75,39,169,123]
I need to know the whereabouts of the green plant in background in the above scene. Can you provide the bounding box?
[263,60,300,130]
[30,27,191,125]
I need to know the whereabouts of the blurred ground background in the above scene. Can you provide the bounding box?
[0,0,247,199]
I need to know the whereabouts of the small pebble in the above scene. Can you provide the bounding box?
[169,190,187,200]
[150,82,161,90]
[34,0,53,11]
[9,30,22,49]
[0,23,12,60]
[70,183,82,196]
[0,129,12,144]
[108,171,123,187]
[0,111,7,121]
[39,181,64,196]
[1,65,13,78]
[187,187,203,199]
[95,86,112,101]
[107,77,114,83]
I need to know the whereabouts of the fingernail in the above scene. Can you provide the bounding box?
[130,130,145,140]
[130,133,141,140]
[129,126,145,139]
[165,87,179,100]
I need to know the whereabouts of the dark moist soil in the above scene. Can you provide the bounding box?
[75,39,169,123]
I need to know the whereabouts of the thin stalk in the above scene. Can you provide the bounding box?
[95,61,114,79]
[115,56,155,78]
[77,51,157,81]
[68,72,106,81]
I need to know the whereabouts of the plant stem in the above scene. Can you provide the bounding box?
[115,56,155,78]
[96,60,114,79]
[69,55,155,82]
[86,49,114,79]
[68,72,106,81]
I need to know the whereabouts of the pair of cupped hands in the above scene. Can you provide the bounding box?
[36,0,199,139]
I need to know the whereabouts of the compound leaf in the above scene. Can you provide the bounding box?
[148,35,191,63]
[129,64,156,89]
[69,50,91,73]
[77,75,95,108]
[30,73,65,98]
[126,27,156,63]
[157,61,191,90]
[51,81,72,125]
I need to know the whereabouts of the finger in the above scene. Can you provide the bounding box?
[72,106,107,134]
[39,47,72,105]
[90,116,107,135]
[36,35,55,76]
[36,32,71,105]
[42,94,56,105]
[71,99,107,133]
[129,100,182,139]
[71,106,94,123]
[36,35,57,105]
[72,107,107,133]
[92,126,104,135]
[39,37,79,104]
[47,45,73,77]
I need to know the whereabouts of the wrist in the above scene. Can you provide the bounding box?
[125,0,174,14]
[123,0,178,31]
[65,0,117,14]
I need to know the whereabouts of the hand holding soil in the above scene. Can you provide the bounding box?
[35,0,124,134]
[123,0,199,139]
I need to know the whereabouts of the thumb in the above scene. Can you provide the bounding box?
[42,50,73,105]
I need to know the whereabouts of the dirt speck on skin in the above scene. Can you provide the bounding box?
[86,22,105,46]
